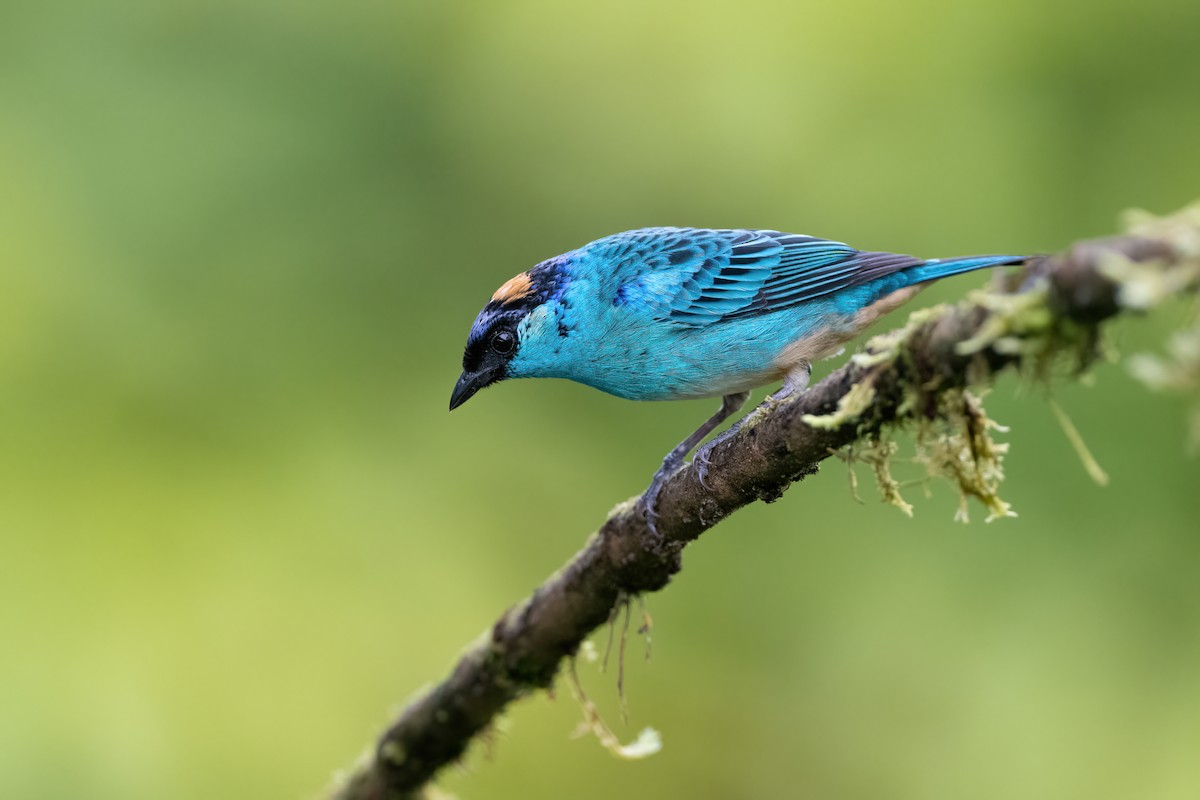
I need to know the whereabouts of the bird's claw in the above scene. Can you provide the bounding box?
[692,424,741,491]
[638,474,667,537]
[639,484,663,540]
[641,503,661,539]
[640,462,678,540]
[692,443,716,490]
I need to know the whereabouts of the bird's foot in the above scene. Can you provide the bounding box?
[693,377,809,490]
[639,461,678,540]
[639,391,751,539]
[693,445,715,491]
[692,426,737,490]
[639,483,663,540]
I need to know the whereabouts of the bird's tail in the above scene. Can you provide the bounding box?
[908,253,1029,283]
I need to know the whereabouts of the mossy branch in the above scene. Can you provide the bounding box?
[329,203,1200,800]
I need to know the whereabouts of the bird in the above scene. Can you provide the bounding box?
[450,227,1027,533]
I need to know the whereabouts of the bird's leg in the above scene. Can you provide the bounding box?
[641,391,750,536]
[767,361,812,404]
[693,363,812,488]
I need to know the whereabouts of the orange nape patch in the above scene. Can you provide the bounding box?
[491,272,534,304]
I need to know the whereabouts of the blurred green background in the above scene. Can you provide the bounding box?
[2,1,1199,798]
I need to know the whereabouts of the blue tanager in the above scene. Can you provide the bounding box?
[451,228,1026,531]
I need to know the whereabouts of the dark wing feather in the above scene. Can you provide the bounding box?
[663,230,781,325]
[665,230,922,326]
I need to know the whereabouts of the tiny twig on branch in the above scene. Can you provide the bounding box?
[329,204,1200,800]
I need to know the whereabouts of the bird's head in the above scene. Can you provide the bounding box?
[450,258,569,411]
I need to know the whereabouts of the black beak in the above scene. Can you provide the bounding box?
[449,368,500,411]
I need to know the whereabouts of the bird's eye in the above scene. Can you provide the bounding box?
[490,329,515,355]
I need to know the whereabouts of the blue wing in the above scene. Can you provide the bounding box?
[591,228,924,327]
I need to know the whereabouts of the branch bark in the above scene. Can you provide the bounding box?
[330,205,1200,800]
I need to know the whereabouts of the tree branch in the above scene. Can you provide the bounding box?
[330,204,1200,800]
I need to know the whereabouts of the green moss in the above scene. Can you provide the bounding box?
[1128,310,1200,453]
[844,436,914,516]
[801,378,878,431]
[1123,202,1200,261]
[955,283,1054,358]
[1048,397,1110,485]
[913,389,1015,523]
[841,390,1015,523]
[852,305,953,369]
[1118,204,1200,452]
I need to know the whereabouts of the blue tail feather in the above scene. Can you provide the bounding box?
[908,254,1027,283]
